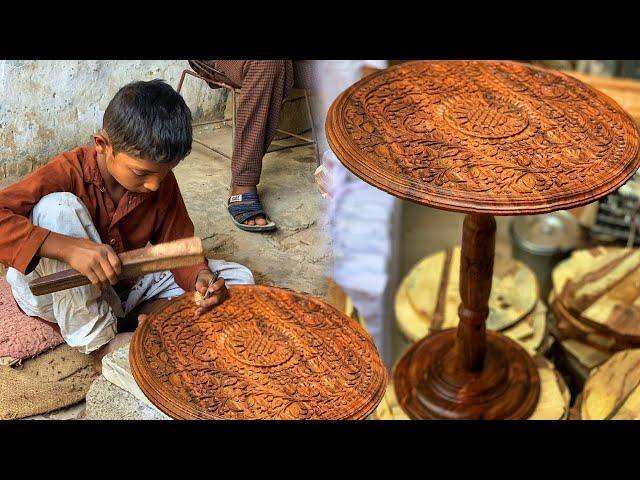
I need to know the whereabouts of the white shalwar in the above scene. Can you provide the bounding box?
[313,60,401,368]
[6,192,254,354]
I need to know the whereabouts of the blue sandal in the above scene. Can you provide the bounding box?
[226,193,277,232]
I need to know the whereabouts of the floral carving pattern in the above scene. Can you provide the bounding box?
[130,286,387,420]
[328,61,640,213]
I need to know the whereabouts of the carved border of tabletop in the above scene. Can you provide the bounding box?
[326,60,640,216]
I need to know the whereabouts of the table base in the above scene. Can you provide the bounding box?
[394,328,540,420]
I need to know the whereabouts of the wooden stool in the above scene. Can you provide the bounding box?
[326,60,640,419]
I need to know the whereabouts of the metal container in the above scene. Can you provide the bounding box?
[510,211,580,304]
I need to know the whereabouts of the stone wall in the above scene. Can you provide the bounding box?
[0,60,228,179]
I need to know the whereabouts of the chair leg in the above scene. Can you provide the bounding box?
[176,68,235,160]
[304,89,321,166]
[232,90,237,140]
[177,69,188,94]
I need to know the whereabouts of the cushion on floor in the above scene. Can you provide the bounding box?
[0,277,64,365]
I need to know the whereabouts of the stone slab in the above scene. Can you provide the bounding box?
[85,376,169,420]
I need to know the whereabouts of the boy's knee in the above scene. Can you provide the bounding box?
[31,193,91,231]
[208,259,255,286]
[233,265,255,285]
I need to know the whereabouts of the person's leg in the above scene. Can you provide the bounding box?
[6,193,126,371]
[228,60,294,226]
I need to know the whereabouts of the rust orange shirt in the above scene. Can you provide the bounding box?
[0,145,209,291]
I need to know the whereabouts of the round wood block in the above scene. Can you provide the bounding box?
[399,247,538,335]
[551,294,620,351]
[130,285,388,420]
[552,247,640,344]
[581,349,640,420]
[326,61,640,215]
[397,278,548,354]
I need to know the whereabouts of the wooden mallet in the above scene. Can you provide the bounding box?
[28,237,204,296]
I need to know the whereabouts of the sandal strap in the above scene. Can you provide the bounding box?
[228,192,260,204]
[227,193,268,224]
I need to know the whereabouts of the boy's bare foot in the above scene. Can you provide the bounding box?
[123,297,171,330]
[92,332,134,374]
[229,185,267,226]
[92,299,171,373]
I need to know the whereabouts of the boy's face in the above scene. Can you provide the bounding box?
[94,133,179,193]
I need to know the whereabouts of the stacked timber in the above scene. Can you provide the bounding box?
[548,247,640,386]
[574,349,640,419]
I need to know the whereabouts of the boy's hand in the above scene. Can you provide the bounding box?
[194,269,228,316]
[61,236,122,289]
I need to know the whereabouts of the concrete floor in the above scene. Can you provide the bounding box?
[174,124,329,296]
[392,201,515,364]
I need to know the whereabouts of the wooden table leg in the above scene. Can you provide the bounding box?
[394,214,541,419]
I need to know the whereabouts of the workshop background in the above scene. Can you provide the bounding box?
[2,59,640,419]
[0,61,230,180]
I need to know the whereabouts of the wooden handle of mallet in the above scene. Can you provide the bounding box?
[28,237,204,296]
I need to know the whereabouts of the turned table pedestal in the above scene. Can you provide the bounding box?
[326,60,640,419]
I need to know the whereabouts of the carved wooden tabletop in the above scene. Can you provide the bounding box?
[129,285,387,420]
[326,60,640,215]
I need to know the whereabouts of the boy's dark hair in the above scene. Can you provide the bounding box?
[103,79,192,163]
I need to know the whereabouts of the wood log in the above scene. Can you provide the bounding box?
[552,247,630,301]
[581,349,640,420]
[529,356,571,421]
[561,339,612,373]
[550,247,640,347]
[29,237,204,296]
[551,295,619,351]
[502,300,548,355]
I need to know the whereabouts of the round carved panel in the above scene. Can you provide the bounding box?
[326,60,640,215]
[129,285,388,420]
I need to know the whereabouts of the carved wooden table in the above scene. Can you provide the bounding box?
[326,60,640,419]
[129,285,387,419]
